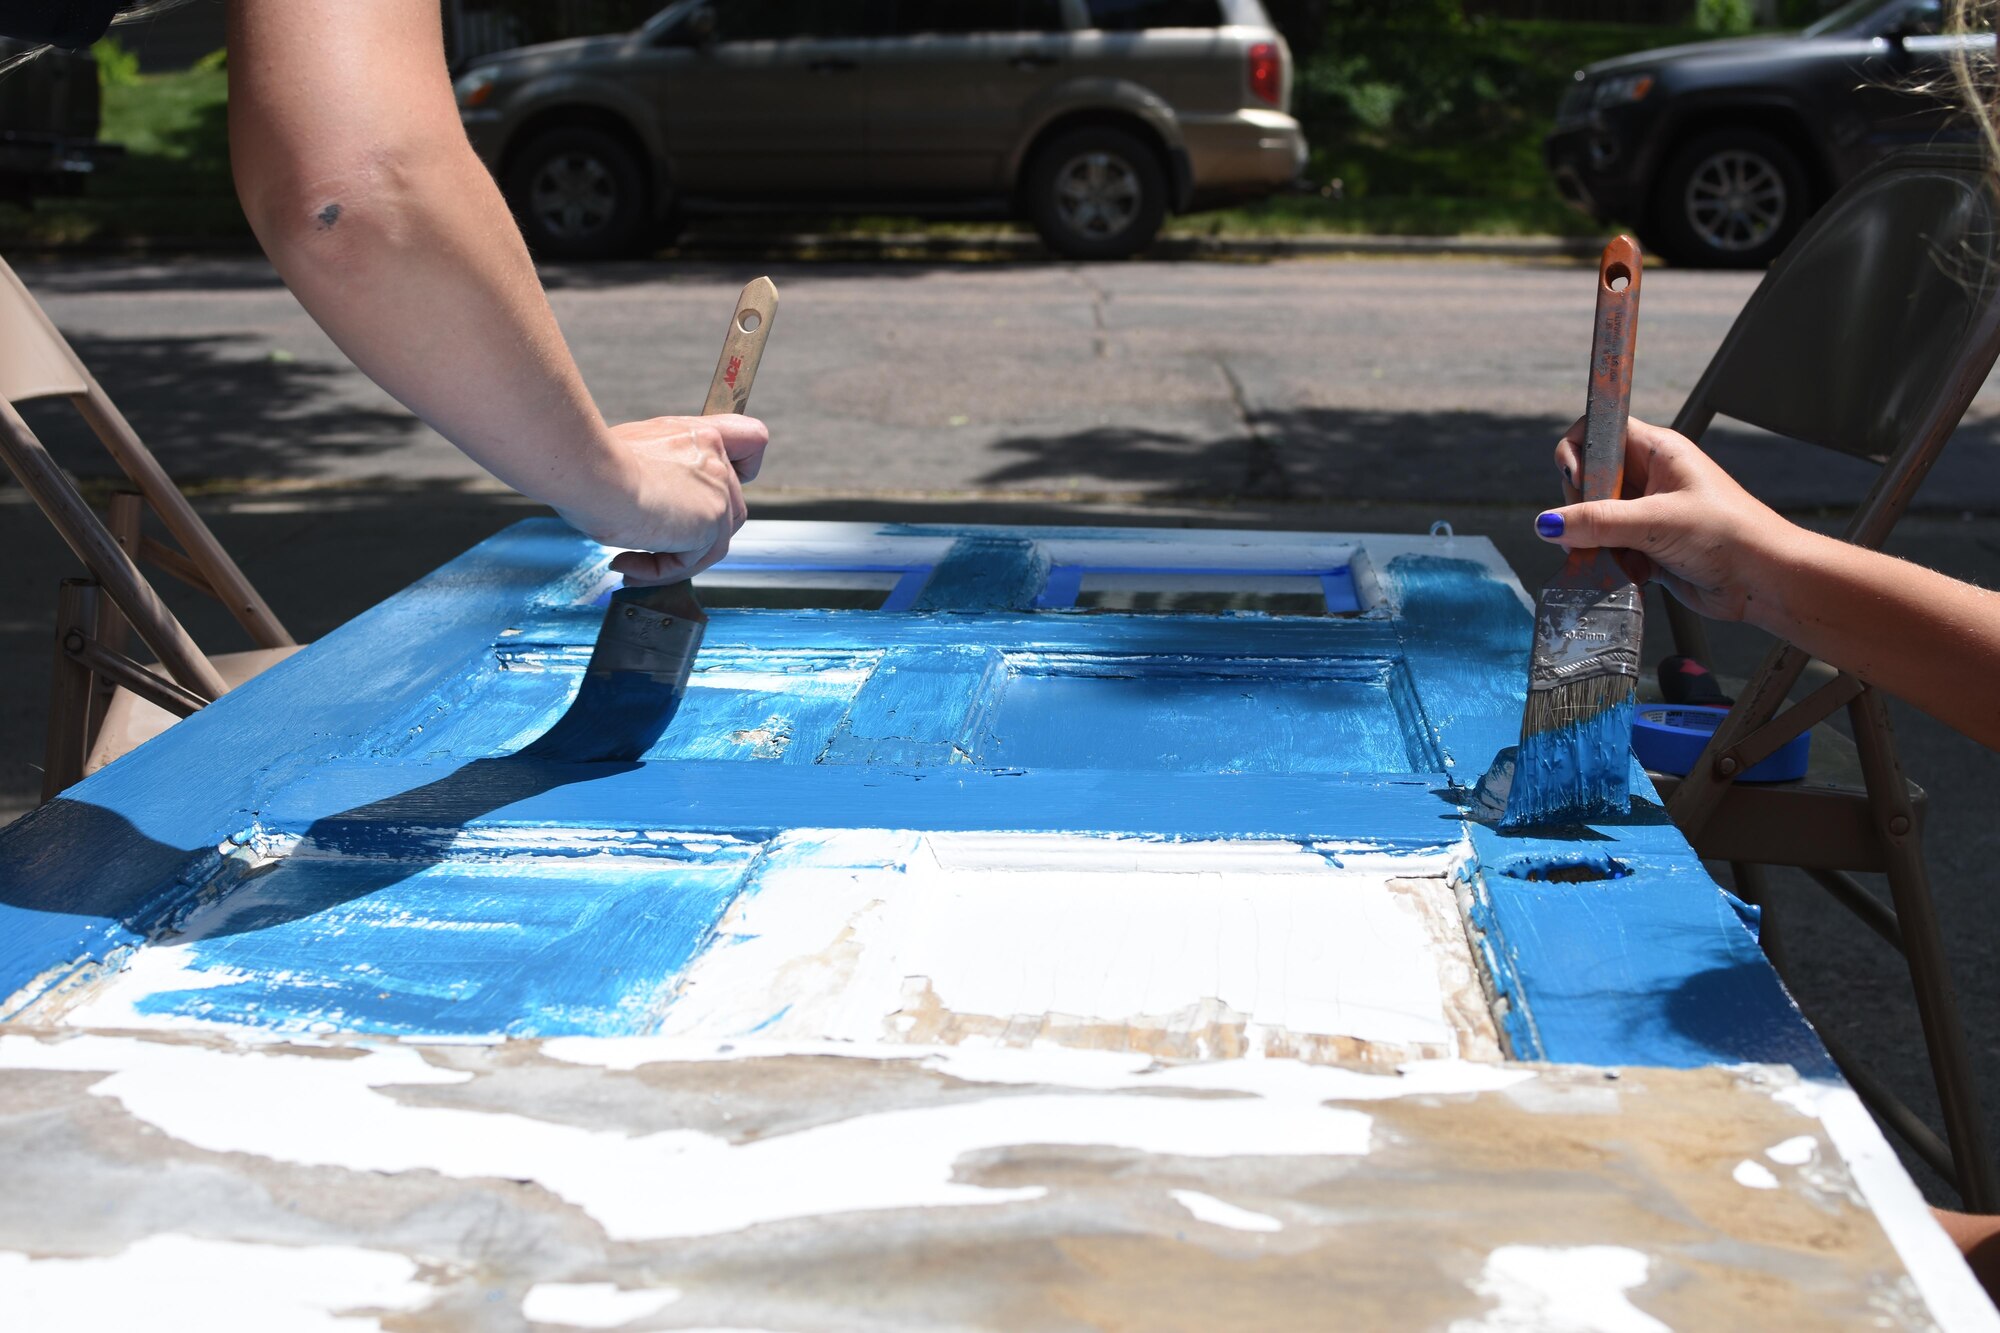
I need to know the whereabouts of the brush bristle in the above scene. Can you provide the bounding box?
[1518,671,1636,738]
[1500,679,1637,829]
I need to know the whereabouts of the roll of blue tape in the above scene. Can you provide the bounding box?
[1632,704,1810,783]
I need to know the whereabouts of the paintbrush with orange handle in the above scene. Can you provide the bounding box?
[1499,236,1644,828]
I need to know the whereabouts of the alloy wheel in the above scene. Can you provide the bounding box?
[530,152,619,240]
[1053,151,1142,239]
[1683,149,1788,254]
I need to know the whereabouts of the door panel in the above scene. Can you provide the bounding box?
[865,0,1071,196]
[639,1,883,196]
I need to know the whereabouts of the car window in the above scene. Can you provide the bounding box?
[1901,0,1945,35]
[710,0,894,41]
[1803,0,1895,34]
[891,0,1066,35]
[1083,0,1224,30]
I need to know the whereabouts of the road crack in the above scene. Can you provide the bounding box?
[1215,355,1293,500]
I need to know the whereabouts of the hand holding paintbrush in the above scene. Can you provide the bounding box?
[523,277,779,764]
[1491,236,1645,829]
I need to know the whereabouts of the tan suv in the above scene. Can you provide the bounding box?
[455,0,1306,260]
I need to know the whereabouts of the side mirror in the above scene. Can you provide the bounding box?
[655,5,717,48]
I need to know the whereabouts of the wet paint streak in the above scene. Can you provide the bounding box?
[910,535,1050,612]
[99,846,758,1038]
[819,647,1006,767]
[261,759,1459,849]
[0,521,595,1008]
[1498,704,1635,830]
[1379,555,1532,778]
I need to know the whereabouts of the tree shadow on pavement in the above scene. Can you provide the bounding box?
[973,406,2000,514]
[11,331,418,485]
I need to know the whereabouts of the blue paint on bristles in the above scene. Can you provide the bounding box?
[1499,701,1634,829]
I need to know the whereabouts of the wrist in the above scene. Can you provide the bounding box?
[1737,517,1829,639]
[549,422,640,542]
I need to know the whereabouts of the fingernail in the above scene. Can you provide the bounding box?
[1536,511,1565,538]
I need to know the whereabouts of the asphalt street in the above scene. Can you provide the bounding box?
[8,253,2000,1203]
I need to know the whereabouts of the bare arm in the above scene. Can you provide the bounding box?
[1543,418,2000,749]
[226,0,765,578]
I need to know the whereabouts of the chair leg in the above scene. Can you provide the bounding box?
[1850,688,1998,1210]
[41,580,98,803]
[1730,862,1785,971]
[89,490,143,740]
[1660,592,1714,671]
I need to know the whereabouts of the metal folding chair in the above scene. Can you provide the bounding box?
[0,254,299,800]
[1647,146,2000,1208]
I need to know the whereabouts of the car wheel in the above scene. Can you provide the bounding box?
[504,126,651,261]
[1026,127,1168,262]
[1649,130,1811,269]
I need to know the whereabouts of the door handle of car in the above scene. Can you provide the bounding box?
[1008,53,1059,70]
[808,57,858,73]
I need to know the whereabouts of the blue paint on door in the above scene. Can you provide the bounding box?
[0,520,1828,1077]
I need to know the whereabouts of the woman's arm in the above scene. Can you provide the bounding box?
[1542,418,2000,750]
[226,0,765,579]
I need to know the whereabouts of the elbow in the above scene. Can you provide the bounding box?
[236,142,432,278]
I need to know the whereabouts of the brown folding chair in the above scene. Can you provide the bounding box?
[1645,146,2000,1208]
[0,254,300,800]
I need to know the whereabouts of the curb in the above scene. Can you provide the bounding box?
[665,230,1607,261]
[5,231,1606,263]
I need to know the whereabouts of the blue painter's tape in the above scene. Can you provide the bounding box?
[1635,704,1810,782]
[1320,570,1361,614]
[878,569,931,613]
[910,535,1051,612]
[1034,565,1085,610]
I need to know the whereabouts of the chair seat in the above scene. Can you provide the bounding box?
[84,645,305,776]
[1646,770,1923,872]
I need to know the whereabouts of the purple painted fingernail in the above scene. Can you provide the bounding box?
[1536,511,1565,538]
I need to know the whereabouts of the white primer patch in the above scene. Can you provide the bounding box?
[1765,1135,1816,1167]
[0,1034,1373,1242]
[1777,1080,2000,1332]
[657,830,1476,1055]
[1449,1245,1667,1333]
[1169,1189,1283,1233]
[1733,1159,1779,1191]
[0,1234,431,1332]
[521,1283,681,1328]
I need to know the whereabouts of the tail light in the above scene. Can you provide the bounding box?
[1247,41,1281,107]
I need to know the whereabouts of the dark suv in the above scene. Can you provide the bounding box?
[456,0,1306,260]
[1544,0,1988,267]
[0,40,114,202]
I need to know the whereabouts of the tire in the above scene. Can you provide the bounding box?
[1025,126,1168,261]
[504,126,651,261]
[1647,129,1812,269]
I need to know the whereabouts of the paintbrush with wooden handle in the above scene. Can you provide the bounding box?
[1499,236,1643,828]
[522,276,778,763]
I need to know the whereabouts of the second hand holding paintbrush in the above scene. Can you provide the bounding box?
[522,277,779,764]
[1494,236,1645,829]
